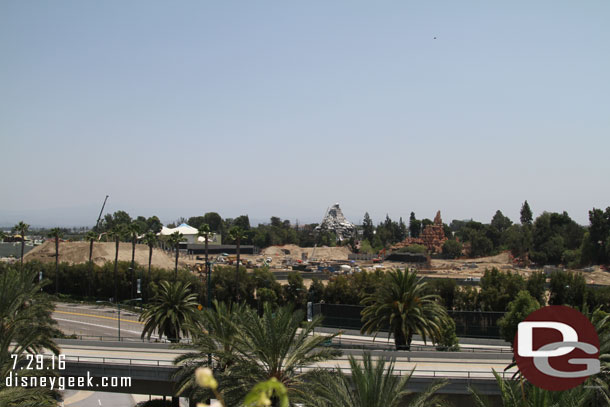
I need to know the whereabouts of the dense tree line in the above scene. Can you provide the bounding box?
[14,201,609,267]
[313,267,610,313]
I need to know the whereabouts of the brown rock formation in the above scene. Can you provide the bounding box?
[391,210,448,254]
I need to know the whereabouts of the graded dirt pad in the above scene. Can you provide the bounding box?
[261,244,352,261]
[23,241,180,269]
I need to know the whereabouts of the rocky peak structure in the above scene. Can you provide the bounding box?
[391,210,448,253]
[315,203,356,241]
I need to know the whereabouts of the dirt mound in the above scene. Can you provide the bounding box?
[261,244,351,261]
[24,241,179,269]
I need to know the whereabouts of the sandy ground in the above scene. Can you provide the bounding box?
[23,243,610,286]
[23,241,180,269]
[261,244,351,261]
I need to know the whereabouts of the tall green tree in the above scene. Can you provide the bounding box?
[47,227,63,294]
[584,207,610,265]
[309,353,447,407]
[362,212,374,243]
[12,221,29,267]
[127,221,141,298]
[108,224,125,303]
[140,280,202,343]
[409,212,421,238]
[520,200,533,225]
[202,212,224,233]
[142,231,157,303]
[490,210,513,248]
[361,268,448,350]
[167,231,186,280]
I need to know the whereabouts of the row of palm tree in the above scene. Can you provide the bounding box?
[11,220,210,302]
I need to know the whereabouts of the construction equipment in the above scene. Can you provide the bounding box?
[94,195,109,231]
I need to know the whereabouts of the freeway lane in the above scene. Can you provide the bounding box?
[54,303,152,340]
[53,303,511,354]
[47,341,515,379]
[52,302,515,378]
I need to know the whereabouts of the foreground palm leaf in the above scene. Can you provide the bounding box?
[175,303,341,406]
[140,280,202,342]
[222,304,341,405]
[173,301,246,401]
[361,268,448,350]
[469,369,601,407]
[308,352,447,407]
[0,267,62,406]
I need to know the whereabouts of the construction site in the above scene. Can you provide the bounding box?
[19,203,610,287]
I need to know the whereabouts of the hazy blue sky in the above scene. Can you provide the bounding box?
[1,1,609,227]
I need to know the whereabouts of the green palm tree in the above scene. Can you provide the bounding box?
[127,221,141,298]
[220,304,341,406]
[142,231,158,303]
[47,227,63,294]
[361,268,448,350]
[197,224,212,307]
[85,230,97,297]
[173,301,247,400]
[167,231,185,280]
[0,266,62,406]
[12,221,30,267]
[108,225,125,303]
[309,353,447,407]
[228,226,247,301]
[140,280,202,343]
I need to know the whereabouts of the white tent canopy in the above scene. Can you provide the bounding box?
[159,223,199,236]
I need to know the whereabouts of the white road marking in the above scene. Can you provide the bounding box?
[54,318,144,336]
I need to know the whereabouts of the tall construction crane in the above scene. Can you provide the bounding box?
[94,195,109,231]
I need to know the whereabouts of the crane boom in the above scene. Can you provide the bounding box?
[95,195,109,230]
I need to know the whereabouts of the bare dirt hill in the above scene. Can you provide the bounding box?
[24,241,179,269]
[261,244,351,261]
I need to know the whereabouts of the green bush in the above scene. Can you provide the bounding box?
[434,316,460,351]
[498,290,540,346]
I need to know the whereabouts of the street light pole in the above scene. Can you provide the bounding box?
[206,260,212,367]
[117,302,121,341]
[206,260,211,309]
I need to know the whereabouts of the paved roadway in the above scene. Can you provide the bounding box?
[54,303,148,341]
[60,391,187,407]
[54,302,512,351]
[52,302,514,406]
